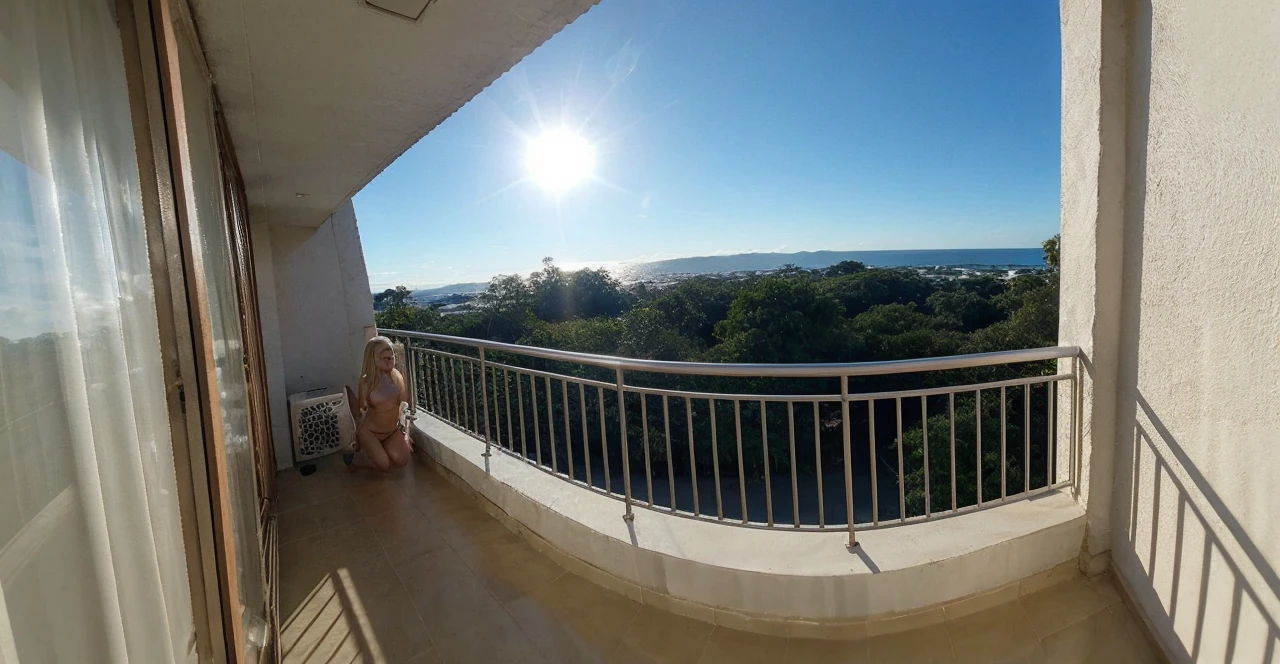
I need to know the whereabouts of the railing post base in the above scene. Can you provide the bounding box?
[623,512,634,523]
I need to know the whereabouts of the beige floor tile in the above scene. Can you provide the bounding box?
[868,623,954,664]
[784,638,872,663]
[460,537,567,603]
[697,626,789,663]
[279,520,385,615]
[945,601,1045,664]
[278,493,364,544]
[504,572,642,663]
[1084,573,1123,607]
[281,556,431,664]
[364,507,450,567]
[427,593,540,664]
[610,605,714,664]
[276,465,351,513]
[1020,578,1113,639]
[1039,605,1161,664]
[403,647,446,664]
[349,480,418,520]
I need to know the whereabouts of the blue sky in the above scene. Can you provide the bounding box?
[355,0,1061,289]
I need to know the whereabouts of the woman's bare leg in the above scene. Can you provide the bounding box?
[356,427,392,472]
[385,429,412,468]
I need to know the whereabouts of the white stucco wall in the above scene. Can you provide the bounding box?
[264,200,376,467]
[1062,1,1280,661]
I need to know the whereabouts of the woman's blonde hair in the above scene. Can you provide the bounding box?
[359,335,395,402]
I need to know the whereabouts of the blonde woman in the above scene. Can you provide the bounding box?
[345,336,413,472]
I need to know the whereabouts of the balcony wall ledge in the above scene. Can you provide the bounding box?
[410,410,1086,636]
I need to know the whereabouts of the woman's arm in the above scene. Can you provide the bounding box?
[393,369,414,421]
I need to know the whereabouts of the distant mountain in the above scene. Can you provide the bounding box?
[615,248,1045,281]
[379,248,1047,299]
[410,282,487,299]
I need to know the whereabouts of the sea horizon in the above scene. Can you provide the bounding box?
[387,247,1047,296]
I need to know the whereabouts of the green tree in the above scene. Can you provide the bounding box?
[824,260,867,277]
[926,290,1001,332]
[1042,234,1060,271]
[819,268,934,318]
[712,277,844,363]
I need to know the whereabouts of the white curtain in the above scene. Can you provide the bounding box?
[0,0,195,661]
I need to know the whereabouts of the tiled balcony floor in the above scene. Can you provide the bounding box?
[276,454,1163,663]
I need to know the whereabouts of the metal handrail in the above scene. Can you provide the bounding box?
[382,328,1080,548]
[384,329,1077,377]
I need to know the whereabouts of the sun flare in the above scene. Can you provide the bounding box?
[526,128,595,193]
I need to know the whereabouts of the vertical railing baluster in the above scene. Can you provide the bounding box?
[841,377,856,548]
[1025,384,1031,494]
[868,398,879,526]
[580,383,592,489]
[1000,385,1007,501]
[503,369,514,450]
[404,340,417,416]
[734,400,748,524]
[531,375,542,466]
[922,395,930,519]
[544,376,556,473]
[788,402,799,528]
[686,398,699,517]
[761,400,773,527]
[449,357,460,426]
[517,373,528,461]
[434,353,445,417]
[976,389,983,505]
[640,394,653,506]
[896,397,905,523]
[814,401,824,528]
[598,386,611,494]
[949,392,957,512]
[465,360,476,434]
[427,352,437,413]
[562,379,573,480]
[1047,380,1054,488]
[616,369,634,522]
[480,348,492,458]
[467,362,478,433]
[663,396,676,512]
[711,399,723,520]
[489,366,501,448]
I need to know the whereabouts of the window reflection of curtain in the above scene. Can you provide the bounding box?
[0,0,194,661]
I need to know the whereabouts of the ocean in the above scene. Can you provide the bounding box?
[616,248,1045,281]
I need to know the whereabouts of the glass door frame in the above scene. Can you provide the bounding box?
[114,0,278,660]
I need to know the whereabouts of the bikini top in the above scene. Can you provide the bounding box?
[367,372,400,412]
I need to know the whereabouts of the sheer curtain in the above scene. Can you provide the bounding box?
[0,0,195,661]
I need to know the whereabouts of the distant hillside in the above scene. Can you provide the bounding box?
[615,248,1044,281]
[377,248,1047,299]
[410,282,487,299]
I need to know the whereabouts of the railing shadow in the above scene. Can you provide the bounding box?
[1110,5,1279,659]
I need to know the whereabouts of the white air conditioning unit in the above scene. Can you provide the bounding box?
[288,386,356,463]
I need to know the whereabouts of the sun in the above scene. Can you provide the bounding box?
[526,128,595,193]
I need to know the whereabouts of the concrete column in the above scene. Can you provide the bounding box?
[1058,0,1129,572]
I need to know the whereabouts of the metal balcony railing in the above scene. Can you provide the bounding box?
[381,329,1080,547]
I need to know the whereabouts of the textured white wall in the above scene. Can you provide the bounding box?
[266,200,375,466]
[1063,0,1280,661]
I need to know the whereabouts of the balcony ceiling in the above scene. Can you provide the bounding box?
[188,0,598,227]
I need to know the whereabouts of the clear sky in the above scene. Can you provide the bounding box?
[354,0,1061,289]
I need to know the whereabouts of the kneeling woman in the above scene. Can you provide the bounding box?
[348,336,413,472]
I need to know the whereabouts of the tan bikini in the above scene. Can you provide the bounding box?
[364,373,404,441]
